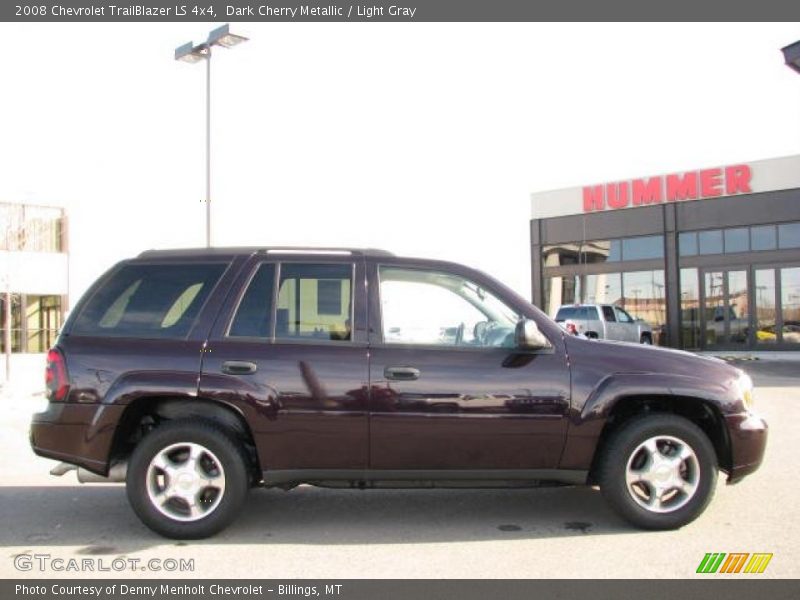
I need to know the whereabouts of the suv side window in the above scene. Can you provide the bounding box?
[72,263,227,339]
[229,263,275,338]
[602,305,616,322]
[614,306,634,323]
[275,263,353,342]
[379,266,520,347]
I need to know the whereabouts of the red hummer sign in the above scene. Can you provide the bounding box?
[583,165,753,212]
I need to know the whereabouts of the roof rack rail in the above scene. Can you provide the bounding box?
[137,247,394,258]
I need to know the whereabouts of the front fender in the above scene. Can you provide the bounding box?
[558,371,739,471]
[579,372,733,422]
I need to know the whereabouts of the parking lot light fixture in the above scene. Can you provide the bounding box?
[781,40,800,74]
[174,25,248,247]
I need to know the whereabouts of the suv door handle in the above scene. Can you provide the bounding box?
[384,366,420,381]
[222,360,258,375]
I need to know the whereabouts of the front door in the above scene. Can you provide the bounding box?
[367,264,570,471]
[200,258,370,473]
[701,268,750,348]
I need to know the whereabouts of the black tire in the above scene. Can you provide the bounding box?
[126,419,250,539]
[597,414,718,530]
[640,334,653,345]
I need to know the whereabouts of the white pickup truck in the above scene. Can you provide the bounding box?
[555,304,654,344]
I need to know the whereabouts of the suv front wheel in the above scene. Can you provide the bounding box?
[126,419,250,539]
[597,414,718,530]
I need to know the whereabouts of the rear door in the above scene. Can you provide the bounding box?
[366,262,570,471]
[199,256,370,474]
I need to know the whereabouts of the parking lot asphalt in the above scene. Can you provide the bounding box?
[0,359,796,579]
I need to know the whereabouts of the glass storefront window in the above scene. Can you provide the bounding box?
[754,269,777,344]
[0,294,62,353]
[781,267,800,344]
[698,230,723,255]
[582,240,621,263]
[583,273,622,306]
[778,223,800,250]
[727,270,749,345]
[621,235,664,261]
[0,203,64,253]
[622,270,666,345]
[542,243,581,268]
[751,225,777,251]
[544,275,580,317]
[679,232,698,256]
[680,268,700,349]
[724,228,749,254]
[25,295,63,352]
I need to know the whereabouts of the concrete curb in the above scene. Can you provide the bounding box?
[697,351,800,362]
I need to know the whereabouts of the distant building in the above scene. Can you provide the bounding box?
[1,201,68,355]
[530,154,800,351]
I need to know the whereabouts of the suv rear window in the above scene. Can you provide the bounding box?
[555,306,577,321]
[71,263,226,338]
[556,306,597,321]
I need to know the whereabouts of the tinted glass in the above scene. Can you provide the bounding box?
[779,223,800,249]
[542,243,580,267]
[555,306,577,321]
[623,270,666,344]
[754,269,776,345]
[584,272,622,305]
[679,232,698,256]
[602,306,616,321]
[781,267,800,344]
[680,268,700,349]
[545,275,580,316]
[698,230,723,255]
[751,225,777,251]
[583,239,621,263]
[72,263,226,338]
[276,263,353,342]
[229,264,275,338]
[724,228,749,253]
[622,235,664,261]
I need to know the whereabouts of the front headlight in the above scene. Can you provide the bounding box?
[735,371,754,411]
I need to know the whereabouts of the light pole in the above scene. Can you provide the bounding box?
[175,24,248,248]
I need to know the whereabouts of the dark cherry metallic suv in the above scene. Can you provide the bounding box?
[31,248,767,538]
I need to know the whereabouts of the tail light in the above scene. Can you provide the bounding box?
[565,320,579,335]
[45,348,70,402]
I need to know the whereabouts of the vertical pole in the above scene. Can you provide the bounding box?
[205,48,212,248]
[4,290,10,383]
[3,215,11,383]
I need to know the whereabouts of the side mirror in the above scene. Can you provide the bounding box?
[515,319,550,350]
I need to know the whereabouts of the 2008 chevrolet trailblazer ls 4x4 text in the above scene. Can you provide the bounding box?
[30,248,767,539]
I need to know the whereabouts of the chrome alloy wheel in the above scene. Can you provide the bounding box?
[146,442,226,522]
[625,435,699,513]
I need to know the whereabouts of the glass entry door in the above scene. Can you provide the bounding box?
[701,269,750,348]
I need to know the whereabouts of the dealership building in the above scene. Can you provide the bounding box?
[530,154,800,350]
[1,201,68,363]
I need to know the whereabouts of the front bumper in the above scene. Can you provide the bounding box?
[29,402,125,476]
[725,411,768,483]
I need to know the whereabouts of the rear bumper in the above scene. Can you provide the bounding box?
[725,412,768,483]
[29,402,125,476]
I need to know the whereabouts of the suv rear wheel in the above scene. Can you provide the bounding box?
[597,414,717,530]
[126,419,249,539]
